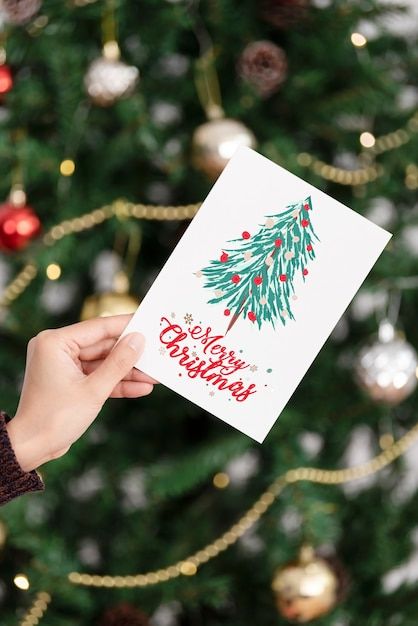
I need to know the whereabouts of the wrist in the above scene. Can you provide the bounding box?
[6,416,46,473]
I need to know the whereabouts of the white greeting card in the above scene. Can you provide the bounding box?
[122,147,391,443]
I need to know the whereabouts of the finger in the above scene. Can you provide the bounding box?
[110,381,154,399]
[87,333,145,400]
[56,314,135,348]
[79,338,118,361]
[82,359,157,384]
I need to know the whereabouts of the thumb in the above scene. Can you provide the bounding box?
[87,332,145,400]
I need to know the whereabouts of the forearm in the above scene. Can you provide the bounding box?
[5,414,46,472]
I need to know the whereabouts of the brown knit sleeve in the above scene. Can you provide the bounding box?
[0,410,44,506]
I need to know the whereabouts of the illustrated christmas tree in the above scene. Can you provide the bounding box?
[201,196,319,331]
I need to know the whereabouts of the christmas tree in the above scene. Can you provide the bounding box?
[201,195,318,331]
[1,0,418,625]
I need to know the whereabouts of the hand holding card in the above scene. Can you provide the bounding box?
[122,147,391,442]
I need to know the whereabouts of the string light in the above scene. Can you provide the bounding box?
[14,574,30,590]
[359,131,376,148]
[59,159,76,176]
[351,32,367,48]
[46,263,62,280]
[213,472,230,489]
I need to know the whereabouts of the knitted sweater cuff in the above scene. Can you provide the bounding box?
[0,410,44,506]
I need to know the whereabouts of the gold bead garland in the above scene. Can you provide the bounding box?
[1,109,417,310]
[17,420,418,625]
[19,592,51,626]
[297,110,418,185]
[0,201,201,309]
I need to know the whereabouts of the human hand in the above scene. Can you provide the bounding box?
[6,314,155,472]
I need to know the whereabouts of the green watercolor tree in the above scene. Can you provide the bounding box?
[201,196,319,332]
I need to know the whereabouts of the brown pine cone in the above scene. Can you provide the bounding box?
[238,40,288,98]
[260,0,310,30]
[1,0,42,24]
[98,602,150,626]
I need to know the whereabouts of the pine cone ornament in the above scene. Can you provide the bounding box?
[238,40,287,97]
[98,602,150,626]
[261,0,310,29]
[1,0,42,24]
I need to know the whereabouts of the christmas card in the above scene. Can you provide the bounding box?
[121,147,391,442]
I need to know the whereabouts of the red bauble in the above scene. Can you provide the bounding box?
[242,231,251,239]
[0,65,13,96]
[0,202,41,251]
[220,252,229,262]
[307,244,313,251]
[224,308,231,316]
[303,268,309,276]
[254,276,263,285]
[231,274,241,284]
[279,274,287,282]
[275,238,282,247]
[301,218,309,228]
[303,202,310,211]
[248,311,257,322]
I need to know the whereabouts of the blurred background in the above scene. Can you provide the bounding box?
[0,0,418,624]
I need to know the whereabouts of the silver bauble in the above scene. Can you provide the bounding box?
[192,117,257,179]
[355,323,418,405]
[84,54,139,107]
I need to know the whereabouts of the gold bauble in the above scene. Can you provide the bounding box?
[272,545,338,623]
[0,520,7,550]
[81,292,140,321]
[192,117,257,179]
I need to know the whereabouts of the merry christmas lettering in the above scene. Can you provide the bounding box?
[159,316,258,402]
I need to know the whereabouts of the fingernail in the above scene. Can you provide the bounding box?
[127,333,144,352]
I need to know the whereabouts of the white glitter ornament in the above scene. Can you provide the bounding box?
[84,41,139,107]
[355,320,418,405]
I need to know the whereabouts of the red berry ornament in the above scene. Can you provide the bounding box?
[301,219,309,228]
[303,202,310,211]
[220,252,229,262]
[224,308,231,316]
[275,238,282,247]
[242,231,251,240]
[307,244,313,251]
[254,276,263,285]
[303,268,308,276]
[248,311,257,322]
[0,64,13,96]
[231,274,241,284]
[279,274,287,282]
[0,201,41,251]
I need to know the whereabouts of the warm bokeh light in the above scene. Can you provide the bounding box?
[360,131,376,148]
[46,263,62,280]
[60,159,76,176]
[13,573,30,590]
[213,472,230,489]
[351,32,367,47]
